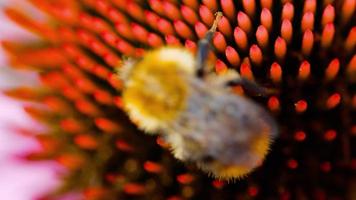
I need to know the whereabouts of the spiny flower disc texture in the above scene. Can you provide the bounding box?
[2,0,355,199]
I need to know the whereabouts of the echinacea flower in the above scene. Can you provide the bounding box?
[1,0,355,199]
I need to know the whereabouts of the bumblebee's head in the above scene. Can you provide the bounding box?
[120,47,196,133]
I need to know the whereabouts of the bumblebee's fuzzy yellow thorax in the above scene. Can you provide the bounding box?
[121,47,195,132]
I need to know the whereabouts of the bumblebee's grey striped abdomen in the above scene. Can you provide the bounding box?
[163,78,278,178]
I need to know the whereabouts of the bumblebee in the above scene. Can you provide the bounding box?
[119,13,278,179]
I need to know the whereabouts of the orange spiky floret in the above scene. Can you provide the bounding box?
[2,0,355,199]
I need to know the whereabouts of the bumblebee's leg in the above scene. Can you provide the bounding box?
[226,78,277,96]
[196,12,222,77]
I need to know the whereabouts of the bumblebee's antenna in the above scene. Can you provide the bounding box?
[196,12,223,77]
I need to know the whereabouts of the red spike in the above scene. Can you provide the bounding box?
[298,60,311,81]
[302,29,314,56]
[261,8,272,32]
[295,100,308,113]
[116,23,134,40]
[95,118,121,134]
[234,27,248,50]
[144,161,162,173]
[270,62,282,83]
[326,93,341,109]
[145,11,160,30]
[183,0,199,10]
[281,19,292,43]
[41,72,70,89]
[74,134,98,150]
[158,18,175,35]
[303,0,316,14]
[195,22,208,39]
[62,86,85,101]
[165,35,181,46]
[90,17,110,32]
[346,55,356,81]
[56,154,84,170]
[107,73,123,90]
[218,16,232,37]
[62,63,84,79]
[213,32,227,52]
[60,118,85,133]
[35,135,60,152]
[94,90,113,105]
[101,31,119,46]
[116,40,135,56]
[58,27,76,42]
[325,58,340,81]
[242,0,255,18]
[341,0,355,24]
[185,40,197,53]
[75,78,97,93]
[237,11,252,34]
[202,0,218,12]
[181,5,198,25]
[4,87,42,101]
[248,186,259,197]
[260,0,272,9]
[116,140,135,152]
[148,33,164,47]
[136,48,145,58]
[212,180,225,189]
[103,53,120,67]
[321,23,335,49]
[149,0,165,15]
[24,106,50,121]
[249,45,263,65]
[113,96,123,109]
[282,2,294,20]
[75,56,95,71]
[177,174,195,184]
[225,46,240,67]
[215,59,228,75]
[75,99,102,116]
[301,12,314,32]
[287,159,298,169]
[324,129,337,141]
[156,137,170,148]
[256,25,269,49]
[322,5,335,27]
[220,0,236,21]
[164,1,182,20]
[294,131,306,141]
[132,23,148,44]
[123,183,146,195]
[268,96,280,112]
[320,162,331,172]
[345,27,356,52]
[240,63,254,80]
[107,8,128,24]
[83,187,107,199]
[97,62,115,75]
[4,8,58,42]
[174,20,194,39]
[274,37,287,60]
[199,5,215,26]
[127,1,145,22]
[42,96,70,113]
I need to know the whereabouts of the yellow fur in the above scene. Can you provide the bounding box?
[122,47,195,132]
